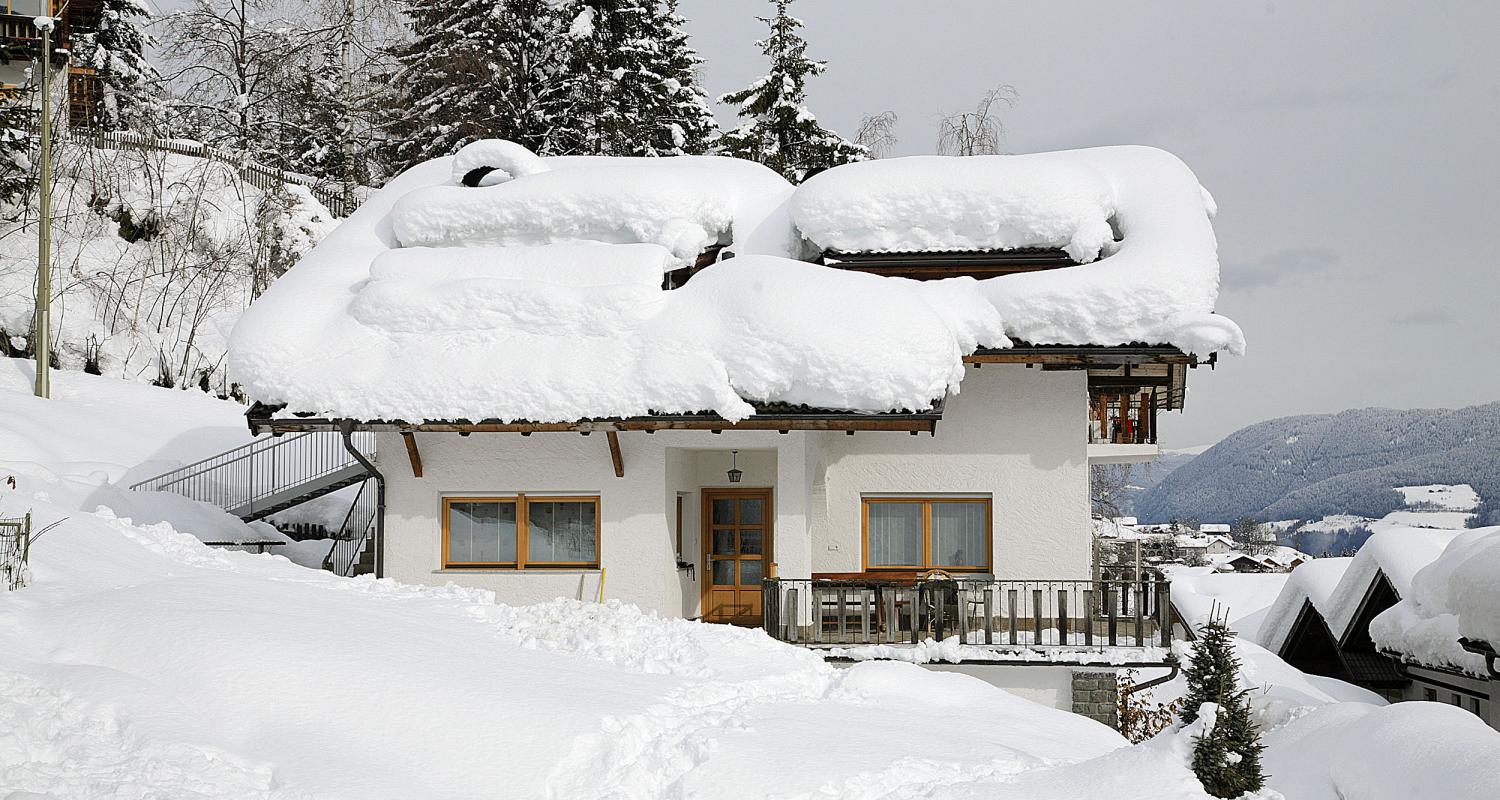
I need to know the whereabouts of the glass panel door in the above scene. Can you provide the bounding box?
[701,488,772,626]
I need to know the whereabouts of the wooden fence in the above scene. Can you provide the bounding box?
[71,130,362,217]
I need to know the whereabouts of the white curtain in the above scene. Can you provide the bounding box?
[931,502,986,567]
[868,503,922,566]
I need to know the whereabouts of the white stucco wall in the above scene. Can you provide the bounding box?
[377,363,1092,615]
[808,364,1092,581]
[377,430,808,619]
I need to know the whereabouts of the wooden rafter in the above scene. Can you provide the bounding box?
[401,431,423,478]
[605,431,624,478]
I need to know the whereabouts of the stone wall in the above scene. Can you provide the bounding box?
[1070,669,1120,729]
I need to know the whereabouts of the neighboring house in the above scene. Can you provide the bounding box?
[208,142,1244,721]
[1259,524,1500,730]
[0,0,105,128]
[1368,526,1500,732]
[1203,535,1236,556]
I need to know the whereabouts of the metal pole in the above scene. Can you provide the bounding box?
[32,15,54,399]
[340,0,356,211]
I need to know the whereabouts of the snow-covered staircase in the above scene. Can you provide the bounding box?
[130,431,375,522]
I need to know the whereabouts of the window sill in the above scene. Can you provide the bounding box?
[432,568,602,575]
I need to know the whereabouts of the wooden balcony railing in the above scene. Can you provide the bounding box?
[762,576,1176,649]
[1090,391,1156,445]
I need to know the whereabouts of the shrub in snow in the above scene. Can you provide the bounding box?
[1183,614,1265,797]
[1117,668,1182,744]
[0,143,335,390]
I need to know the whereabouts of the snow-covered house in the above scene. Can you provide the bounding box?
[1259,521,1496,718]
[0,0,105,128]
[1369,526,1500,731]
[221,141,1241,710]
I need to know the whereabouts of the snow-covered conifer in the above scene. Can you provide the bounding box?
[1183,614,1266,798]
[715,0,865,181]
[386,0,572,171]
[555,0,715,156]
[72,0,162,131]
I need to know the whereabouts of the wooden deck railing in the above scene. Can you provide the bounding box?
[763,576,1175,649]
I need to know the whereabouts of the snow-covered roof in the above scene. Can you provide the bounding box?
[1255,557,1355,652]
[1321,523,1466,641]
[1370,526,1500,676]
[1198,523,1231,534]
[229,141,1243,422]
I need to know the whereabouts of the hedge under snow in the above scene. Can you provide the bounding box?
[230,140,1244,423]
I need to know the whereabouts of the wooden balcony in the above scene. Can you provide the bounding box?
[1088,389,1160,463]
[762,575,1178,660]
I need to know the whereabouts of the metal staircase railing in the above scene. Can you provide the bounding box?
[131,431,376,521]
[324,479,378,577]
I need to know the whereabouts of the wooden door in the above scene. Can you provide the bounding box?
[701,488,772,626]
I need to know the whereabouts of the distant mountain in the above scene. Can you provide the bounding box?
[1117,449,1201,516]
[1134,402,1500,526]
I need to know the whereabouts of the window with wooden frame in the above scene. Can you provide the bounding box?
[862,496,991,572]
[442,495,600,569]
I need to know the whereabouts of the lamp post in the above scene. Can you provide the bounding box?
[32,13,54,399]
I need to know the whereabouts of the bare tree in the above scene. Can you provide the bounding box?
[853,111,899,159]
[1090,462,1134,519]
[937,85,1017,156]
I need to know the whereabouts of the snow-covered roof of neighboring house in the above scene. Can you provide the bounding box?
[1255,558,1355,652]
[1320,523,1467,642]
[229,141,1243,423]
[1198,523,1231,534]
[1166,566,1290,639]
[1370,526,1500,677]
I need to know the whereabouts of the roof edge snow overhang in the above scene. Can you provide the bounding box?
[246,400,945,437]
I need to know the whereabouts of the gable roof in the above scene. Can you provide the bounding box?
[228,143,1242,423]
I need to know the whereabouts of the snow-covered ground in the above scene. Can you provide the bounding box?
[0,144,333,391]
[2,365,1498,798]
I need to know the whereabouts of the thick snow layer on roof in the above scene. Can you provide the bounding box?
[1322,521,1466,641]
[792,155,1116,260]
[231,140,1240,421]
[391,143,795,263]
[231,154,1006,422]
[792,147,1245,357]
[1370,526,1500,675]
[1165,567,1289,639]
[1254,558,1354,651]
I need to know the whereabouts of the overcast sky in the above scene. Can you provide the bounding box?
[681,0,1500,447]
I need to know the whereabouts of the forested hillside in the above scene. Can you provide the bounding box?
[1135,403,1500,526]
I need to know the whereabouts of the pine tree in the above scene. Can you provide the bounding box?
[281,40,350,182]
[555,0,715,156]
[1184,613,1266,798]
[1180,611,1239,725]
[0,38,36,213]
[72,0,161,130]
[715,0,865,181]
[386,0,572,172]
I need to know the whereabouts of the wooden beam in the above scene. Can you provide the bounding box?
[605,430,624,478]
[401,431,423,478]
